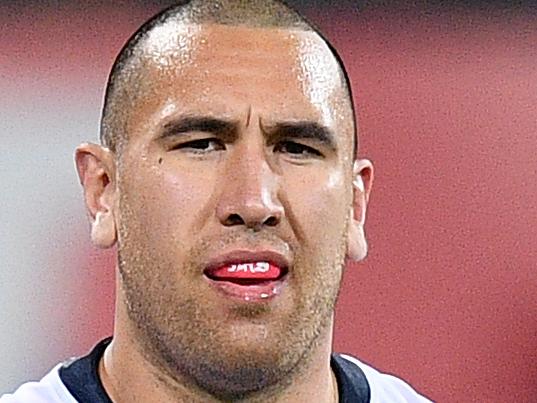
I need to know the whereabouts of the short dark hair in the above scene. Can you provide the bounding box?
[100,0,358,159]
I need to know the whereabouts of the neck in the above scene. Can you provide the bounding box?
[99,286,338,402]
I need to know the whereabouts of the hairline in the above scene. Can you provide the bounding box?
[100,4,358,160]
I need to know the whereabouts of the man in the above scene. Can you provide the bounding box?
[2,1,432,402]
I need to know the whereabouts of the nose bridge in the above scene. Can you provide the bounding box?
[216,137,283,228]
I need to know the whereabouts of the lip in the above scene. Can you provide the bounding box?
[203,249,291,302]
[204,277,287,302]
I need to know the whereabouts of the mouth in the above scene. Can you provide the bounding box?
[203,251,290,302]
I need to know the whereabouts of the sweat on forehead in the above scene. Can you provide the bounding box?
[100,0,357,156]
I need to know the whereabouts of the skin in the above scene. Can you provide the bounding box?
[75,23,373,403]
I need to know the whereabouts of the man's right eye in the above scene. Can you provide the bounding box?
[170,138,225,153]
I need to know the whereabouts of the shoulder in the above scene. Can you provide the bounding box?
[336,353,434,403]
[1,365,77,403]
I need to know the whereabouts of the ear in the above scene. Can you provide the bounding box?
[75,143,117,248]
[346,159,374,262]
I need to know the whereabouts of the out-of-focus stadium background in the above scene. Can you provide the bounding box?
[2,1,537,401]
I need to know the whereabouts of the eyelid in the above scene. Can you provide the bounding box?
[169,138,225,152]
[274,140,323,157]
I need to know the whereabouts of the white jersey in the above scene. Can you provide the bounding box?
[1,364,76,403]
[1,339,433,402]
[339,354,433,402]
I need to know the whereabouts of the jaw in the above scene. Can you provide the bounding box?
[108,273,337,402]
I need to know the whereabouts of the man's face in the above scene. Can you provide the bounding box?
[114,23,358,396]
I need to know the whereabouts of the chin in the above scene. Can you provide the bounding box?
[192,348,295,400]
[164,324,304,399]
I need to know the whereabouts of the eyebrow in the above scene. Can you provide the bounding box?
[159,116,238,139]
[157,116,337,151]
[262,121,337,151]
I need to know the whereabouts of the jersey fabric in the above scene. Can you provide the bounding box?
[1,338,432,402]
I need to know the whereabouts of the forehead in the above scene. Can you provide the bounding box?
[125,22,351,131]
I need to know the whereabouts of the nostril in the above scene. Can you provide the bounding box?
[224,214,244,226]
[264,216,279,227]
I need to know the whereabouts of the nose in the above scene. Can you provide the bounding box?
[216,146,283,231]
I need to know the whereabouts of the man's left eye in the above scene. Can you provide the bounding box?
[274,141,322,157]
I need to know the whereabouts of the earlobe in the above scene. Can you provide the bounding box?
[92,211,117,248]
[346,217,368,262]
[346,159,374,262]
[75,143,118,249]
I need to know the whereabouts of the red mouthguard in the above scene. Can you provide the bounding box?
[210,262,282,281]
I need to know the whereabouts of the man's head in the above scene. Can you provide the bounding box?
[75,0,373,399]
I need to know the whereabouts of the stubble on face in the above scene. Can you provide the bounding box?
[113,23,355,400]
[117,221,348,399]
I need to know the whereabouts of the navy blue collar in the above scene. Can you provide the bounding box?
[60,337,370,402]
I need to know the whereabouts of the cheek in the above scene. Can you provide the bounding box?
[120,161,216,249]
[284,168,349,241]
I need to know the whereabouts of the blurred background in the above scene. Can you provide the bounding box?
[1,0,536,401]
